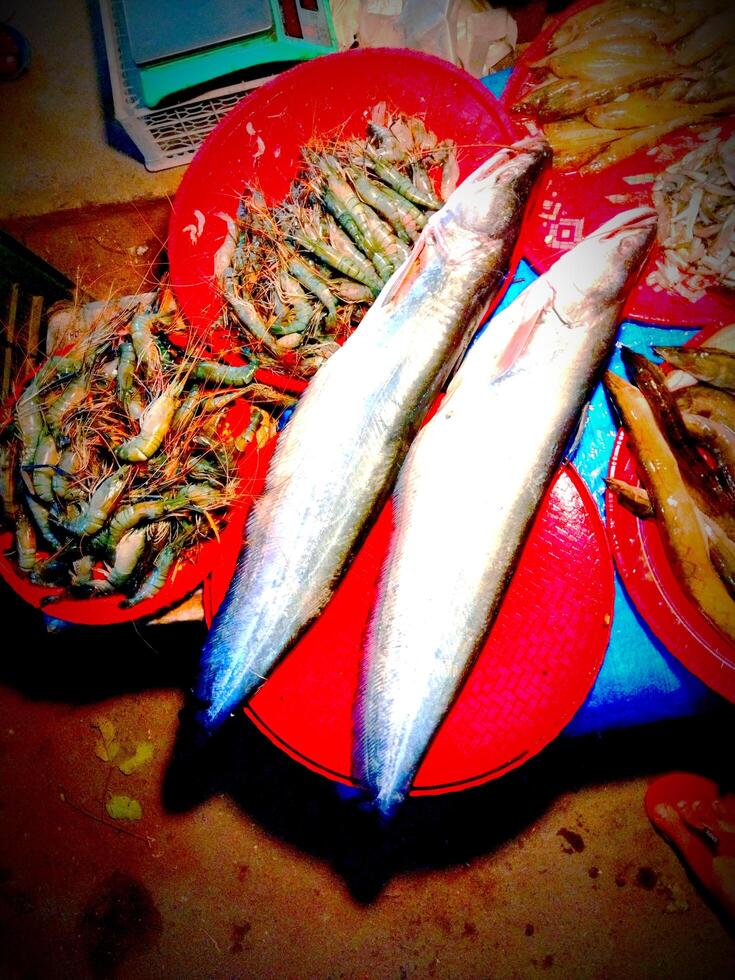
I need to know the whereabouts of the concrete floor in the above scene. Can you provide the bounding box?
[0,0,183,220]
[1,2,735,978]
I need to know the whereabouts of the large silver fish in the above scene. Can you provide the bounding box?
[354,207,658,816]
[193,137,550,733]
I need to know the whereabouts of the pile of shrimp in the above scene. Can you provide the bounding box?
[605,325,735,641]
[215,103,458,376]
[0,287,293,611]
[512,0,735,173]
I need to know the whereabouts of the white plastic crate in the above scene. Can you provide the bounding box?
[99,0,276,172]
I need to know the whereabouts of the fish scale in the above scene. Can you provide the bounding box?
[193,137,551,734]
[355,206,658,817]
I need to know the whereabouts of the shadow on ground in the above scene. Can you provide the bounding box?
[0,581,203,703]
[2,579,733,910]
[163,683,735,905]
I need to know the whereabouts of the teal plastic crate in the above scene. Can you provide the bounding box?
[122,0,338,108]
[99,0,338,171]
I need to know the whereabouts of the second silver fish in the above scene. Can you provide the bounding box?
[354,206,658,816]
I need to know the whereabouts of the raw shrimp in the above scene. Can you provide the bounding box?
[31,431,60,503]
[130,309,161,375]
[115,385,181,462]
[61,469,129,537]
[105,527,148,592]
[287,256,338,326]
[0,441,18,522]
[411,163,442,210]
[15,379,43,473]
[52,445,84,502]
[365,146,443,210]
[15,510,37,573]
[120,526,194,608]
[189,361,258,387]
[171,385,201,431]
[293,228,383,293]
[46,373,89,434]
[104,497,171,551]
[222,269,281,356]
[26,494,63,550]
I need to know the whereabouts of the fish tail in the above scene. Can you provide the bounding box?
[351,691,408,821]
[191,596,261,733]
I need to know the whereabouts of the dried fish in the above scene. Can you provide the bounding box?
[606,369,735,642]
[513,0,735,174]
[647,133,735,300]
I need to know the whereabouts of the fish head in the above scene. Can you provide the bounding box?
[378,136,550,308]
[439,136,551,241]
[552,207,657,320]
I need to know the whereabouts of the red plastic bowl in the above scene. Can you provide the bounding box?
[207,455,614,795]
[0,400,271,626]
[168,48,518,391]
[502,0,735,328]
[606,325,735,701]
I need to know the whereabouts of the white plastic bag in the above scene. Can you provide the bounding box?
[333,0,518,77]
[401,0,517,76]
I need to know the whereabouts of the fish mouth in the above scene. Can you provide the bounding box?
[601,207,658,265]
[444,136,550,234]
[594,206,658,240]
[466,135,550,185]
[572,206,657,272]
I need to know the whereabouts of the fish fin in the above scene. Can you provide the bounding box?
[377,207,468,311]
[378,236,432,309]
[563,402,590,462]
[492,279,561,380]
[446,281,555,399]
[493,301,549,378]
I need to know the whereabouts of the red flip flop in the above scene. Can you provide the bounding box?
[646,772,735,917]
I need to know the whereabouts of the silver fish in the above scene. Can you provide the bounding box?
[354,206,657,816]
[193,137,551,733]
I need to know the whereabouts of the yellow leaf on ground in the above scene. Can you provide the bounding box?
[117,741,154,775]
[106,795,143,821]
[94,740,121,763]
[91,718,120,763]
[93,717,115,743]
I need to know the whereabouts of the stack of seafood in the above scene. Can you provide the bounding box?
[190,130,665,814]
[512,0,735,173]
[0,290,290,610]
[193,136,551,737]
[215,104,459,376]
[606,330,735,643]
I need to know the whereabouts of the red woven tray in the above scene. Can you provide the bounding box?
[207,456,614,794]
[606,325,735,701]
[502,0,735,328]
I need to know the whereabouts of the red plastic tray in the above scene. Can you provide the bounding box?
[207,456,614,795]
[502,0,735,328]
[168,48,518,392]
[606,326,735,701]
[0,400,270,626]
